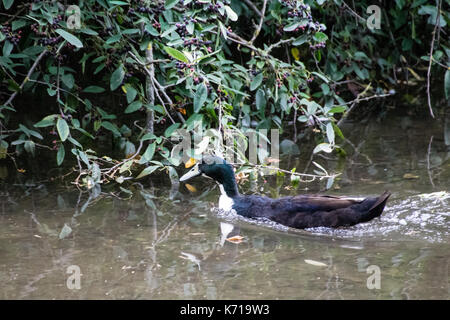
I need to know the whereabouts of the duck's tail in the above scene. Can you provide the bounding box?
[359,191,391,223]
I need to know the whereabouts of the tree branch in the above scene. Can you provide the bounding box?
[249,0,268,44]
[145,43,155,134]
[426,0,441,119]
[243,0,262,17]
[3,49,48,107]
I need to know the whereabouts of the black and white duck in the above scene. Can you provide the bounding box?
[180,156,391,229]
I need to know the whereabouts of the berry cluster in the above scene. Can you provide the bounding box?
[207,2,223,13]
[124,71,134,81]
[51,139,59,150]
[137,6,152,13]
[182,36,212,47]
[175,17,198,36]
[276,78,283,88]
[193,76,204,85]
[51,15,63,28]
[152,21,161,30]
[216,90,227,102]
[38,36,62,46]
[175,61,190,74]
[135,1,164,15]
[310,42,326,50]
[282,1,326,33]
[1,25,22,46]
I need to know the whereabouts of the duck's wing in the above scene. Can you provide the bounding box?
[268,192,391,229]
[289,194,365,211]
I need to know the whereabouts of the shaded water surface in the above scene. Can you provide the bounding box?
[0,111,449,299]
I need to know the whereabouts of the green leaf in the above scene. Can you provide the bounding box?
[55,29,83,48]
[186,22,194,34]
[57,143,65,166]
[313,31,328,42]
[106,34,121,44]
[255,89,266,114]
[142,142,156,162]
[125,101,142,114]
[311,71,329,83]
[164,46,189,63]
[126,86,138,103]
[56,118,70,142]
[119,160,134,174]
[332,122,344,140]
[34,114,58,128]
[218,21,227,40]
[2,0,14,10]
[445,69,450,100]
[293,35,308,46]
[80,28,98,36]
[328,106,347,114]
[193,84,208,113]
[283,22,300,32]
[326,122,335,145]
[136,165,159,179]
[24,140,35,157]
[3,41,13,57]
[101,121,121,136]
[320,83,330,95]
[110,64,125,91]
[83,86,105,93]
[61,73,74,89]
[313,143,333,154]
[250,73,263,91]
[224,5,238,21]
[165,0,180,9]
[164,123,180,138]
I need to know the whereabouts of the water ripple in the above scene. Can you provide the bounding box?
[213,192,450,243]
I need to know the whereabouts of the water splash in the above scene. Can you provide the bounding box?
[306,191,450,243]
[212,192,450,243]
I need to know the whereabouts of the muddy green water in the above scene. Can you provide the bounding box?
[0,111,449,299]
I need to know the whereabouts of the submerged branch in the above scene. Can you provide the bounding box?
[426,0,441,119]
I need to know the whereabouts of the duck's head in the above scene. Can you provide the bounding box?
[180,156,233,183]
[180,156,239,197]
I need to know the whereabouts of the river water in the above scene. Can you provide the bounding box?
[0,110,448,299]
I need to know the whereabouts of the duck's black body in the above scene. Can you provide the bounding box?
[231,192,390,229]
[180,156,391,229]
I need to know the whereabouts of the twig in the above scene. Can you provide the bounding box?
[145,43,155,134]
[105,139,144,177]
[243,0,262,17]
[128,51,183,123]
[293,107,297,143]
[426,0,441,119]
[3,49,48,107]
[266,38,296,54]
[56,61,65,118]
[26,79,88,106]
[249,0,268,44]
[431,57,449,69]
[233,162,340,180]
[341,1,365,22]
[427,135,435,188]
[337,92,394,126]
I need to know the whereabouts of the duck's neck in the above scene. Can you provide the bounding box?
[219,175,239,198]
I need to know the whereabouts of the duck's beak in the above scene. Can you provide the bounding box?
[180,163,201,182]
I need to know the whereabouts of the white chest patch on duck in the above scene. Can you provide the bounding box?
[218,184,234,212]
